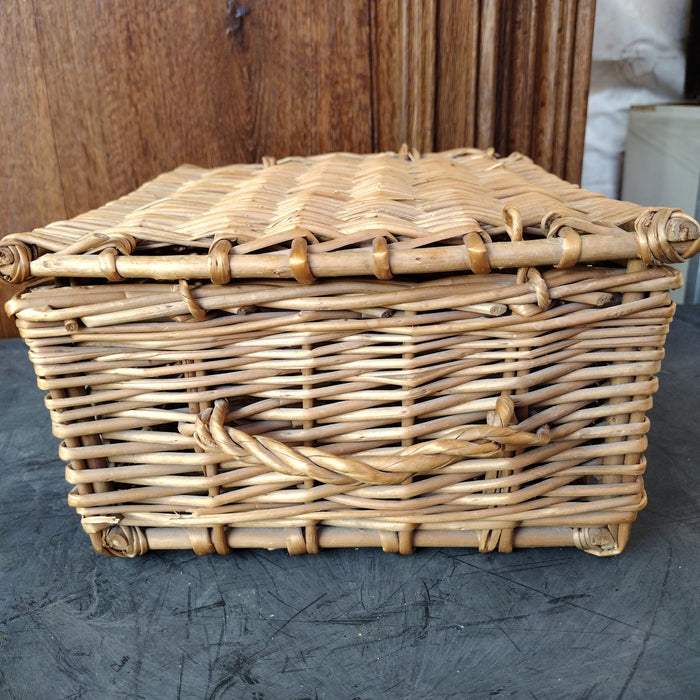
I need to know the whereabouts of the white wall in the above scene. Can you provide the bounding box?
[580,0,690,199]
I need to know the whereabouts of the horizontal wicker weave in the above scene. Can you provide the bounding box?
[3,147,700,557]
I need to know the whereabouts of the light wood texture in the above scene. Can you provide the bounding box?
[3,150,697,288]
[10,265,673,557]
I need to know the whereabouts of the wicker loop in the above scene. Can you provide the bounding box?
[0,242,33,284]
[178,280,207,321]
[285,527,308,555]
[543,212,620,238]
[399,529,416,555]
[684,236,700,260]
[208,238,233,285]
[305,524,320,554]
[102,524,149,557]
[184,522,231,556]
[511,267,551,316]
[193,399,550,486]
[548,226,582,269]
[371,236,393,279]
[478,529,501,553]
[573,527,621,556]
[96,231,136,256]
[464,230,492,274]
[188,527,216,555]
[289,237,316,284]
[380,531,400,553]
[380,528,417,554]
[526,267,552,310]
[635,207,700,265]
[212,525,232,555]
[59,230,137,256]
[98,247,126,281]
[505,205,550,315]
[540,211,560,234]
[262,155,276,168]
[488,395,516,428]
[503,205,523,242]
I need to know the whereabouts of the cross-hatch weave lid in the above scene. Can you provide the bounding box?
[1,147,699,285]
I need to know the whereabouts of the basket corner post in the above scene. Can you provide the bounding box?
[84,522,149,558]
[574,524,631,557]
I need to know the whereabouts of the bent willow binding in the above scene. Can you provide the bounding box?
[2,147,699,556]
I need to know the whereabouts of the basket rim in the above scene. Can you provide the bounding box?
[2,147,699,286]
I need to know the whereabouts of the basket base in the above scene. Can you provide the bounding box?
[88,523,629,558]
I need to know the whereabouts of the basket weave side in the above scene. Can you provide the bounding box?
[3,148,699,557]
[10,264,677,556]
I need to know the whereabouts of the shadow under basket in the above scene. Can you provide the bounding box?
[2,147,699,557]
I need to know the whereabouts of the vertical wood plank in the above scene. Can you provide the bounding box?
[248,0,373,157]
[476,0,501,149]
[0,0,67,338]
[565,0,596,183]
[434,0,594,183]
[501,0,540,157]
[551,0,578,178]
[371,0,437,152]
[530,0,562,173]
[434,0,481,151]
[0,1,66,231]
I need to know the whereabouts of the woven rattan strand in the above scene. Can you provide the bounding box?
[2,147,699,557]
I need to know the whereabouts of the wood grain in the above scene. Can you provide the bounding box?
[434,0,481,150]
[565,0,596,183]
[435,0,595,182]
[31,0,372,217]
[498,0,540,157]
[0,0,67,338]
[476,0,501,149]
[371,0,437,152]
[530,0,563,173]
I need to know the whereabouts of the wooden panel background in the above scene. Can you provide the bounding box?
[0,0,595,337]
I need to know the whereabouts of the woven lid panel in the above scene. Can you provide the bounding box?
[4,148,646,255]
[2,148,699,285]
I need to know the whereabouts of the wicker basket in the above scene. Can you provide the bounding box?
[2,147,699,557]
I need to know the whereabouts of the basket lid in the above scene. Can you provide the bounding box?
[2,147,699,285]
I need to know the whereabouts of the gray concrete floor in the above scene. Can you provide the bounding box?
[1,307,699,700]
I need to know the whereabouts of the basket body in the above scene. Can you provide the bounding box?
[3,148,699,556]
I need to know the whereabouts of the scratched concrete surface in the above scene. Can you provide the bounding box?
[1,308,699,700]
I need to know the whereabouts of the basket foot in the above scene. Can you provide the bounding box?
[89,524,149,557]
[573,527,624,556]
